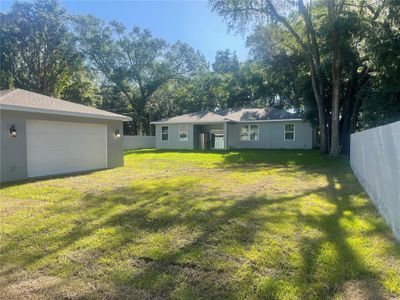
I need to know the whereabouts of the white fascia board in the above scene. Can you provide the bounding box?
[151,120,230,125]
[235,119,303,123]
[151,118,303,125]
[0,104,132,122]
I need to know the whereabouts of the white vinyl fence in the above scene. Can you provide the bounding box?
[350,121,400,241]
[123,135,155,150]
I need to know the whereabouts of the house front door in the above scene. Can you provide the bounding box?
[211,131,224,150]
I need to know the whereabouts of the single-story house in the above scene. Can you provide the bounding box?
[151,108,315,150]
[0,89,131,183]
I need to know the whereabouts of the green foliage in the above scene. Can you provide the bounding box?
[73,15,208,134]
[0,0,82,97]
[211,0,400,153]
[60,69,102,107]
[212,49,240,73]
[359,2,400,128]
[148,61,276,122]
[1,0,398,137]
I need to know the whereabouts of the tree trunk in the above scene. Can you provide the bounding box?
[310,67,327,154]
[350,96,362,133]
[267,0,329,154]
[298,0,328,154]
[340,71,357,154]
[328,0,342,157]
[326,113,331,152]
[317,104,328,154]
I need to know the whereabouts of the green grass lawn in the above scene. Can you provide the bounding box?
[1,149,399,299]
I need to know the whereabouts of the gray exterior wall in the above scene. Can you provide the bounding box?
[228,121,313,149]
[1,110,124,183]
[155,124,194,150]
[154,120,313,150]
[350,121,400,241]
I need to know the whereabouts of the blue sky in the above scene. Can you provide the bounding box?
[0,0,249,63]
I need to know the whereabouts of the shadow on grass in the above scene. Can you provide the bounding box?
[0,168,109,189]
[1,150,399,299]
[126,148,348,169]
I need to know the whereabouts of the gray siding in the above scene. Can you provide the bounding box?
[155,124,194,150]
[153,121,313,150]
[227,121,313,149]
[1,110,124,183]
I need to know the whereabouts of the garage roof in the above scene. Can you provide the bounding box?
[0,89,132,121]
[151,108,301,124]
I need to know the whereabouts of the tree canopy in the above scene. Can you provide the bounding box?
[210,0,400,155]
[73,15,208,134]
[1,0,399,152]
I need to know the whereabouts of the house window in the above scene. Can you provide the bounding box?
[161,126,168,141]
[179,125,188,141]
[240,125,259,141]
[284,123,295,141]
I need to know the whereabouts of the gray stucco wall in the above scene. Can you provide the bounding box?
[228,121,313,149]
[350,121,400,241]
[155,124,194,150]
[154,121,313,150]
[1,110,124,183]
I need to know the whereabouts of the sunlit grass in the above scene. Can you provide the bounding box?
[0,149,399,299]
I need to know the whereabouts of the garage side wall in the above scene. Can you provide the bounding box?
[1,110,28,182]
[106,119,124,168]
[1,110,124,183]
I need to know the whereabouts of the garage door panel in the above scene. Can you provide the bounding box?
[28,136,106,152]
[27,120,107,178]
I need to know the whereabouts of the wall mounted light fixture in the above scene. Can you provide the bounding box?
[10,124,17,137]
[115,129,121,138]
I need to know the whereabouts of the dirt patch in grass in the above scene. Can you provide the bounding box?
[338,279,397,300]
[3,275,62,299]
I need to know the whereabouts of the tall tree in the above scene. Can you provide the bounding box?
[0,0,82,97]
[327,0,342,156]
[211,0,399,156]
[210,0,330,154]
[147,59,275,123]
[74,16,208,134]
[212,49,240,73]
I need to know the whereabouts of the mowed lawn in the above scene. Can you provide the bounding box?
[1,150,400,299]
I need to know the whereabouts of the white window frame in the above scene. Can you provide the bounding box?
[179,125,188,141]
[161,126,169,141]
[284,123,295,141]
[240,124,259,141]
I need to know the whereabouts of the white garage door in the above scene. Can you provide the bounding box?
[27,120,107,178]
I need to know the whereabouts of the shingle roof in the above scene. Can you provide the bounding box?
[0,89,131,121]
[153,111,232,124]
[151,108,301,124]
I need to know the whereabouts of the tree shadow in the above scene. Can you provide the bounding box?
[0,168,109,189]
[1,150,399,299]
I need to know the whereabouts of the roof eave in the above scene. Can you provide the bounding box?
[0,104,132,122]
[150,120,231,125]
[150,118,304,124]
[235,118,303,123]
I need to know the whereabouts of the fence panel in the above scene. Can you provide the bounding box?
[350,121,400,241]
[123,135,155,150]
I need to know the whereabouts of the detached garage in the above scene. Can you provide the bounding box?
[0,89,131,183]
